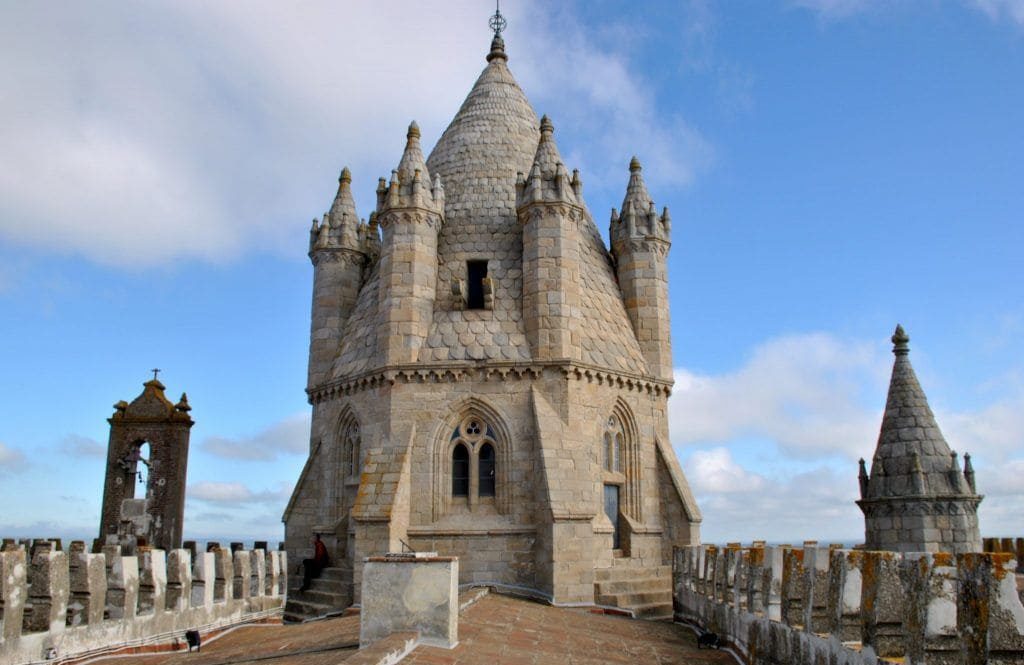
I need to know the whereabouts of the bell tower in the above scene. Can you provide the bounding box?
[98,373,194,552]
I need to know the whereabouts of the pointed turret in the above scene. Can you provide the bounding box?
[375,121,445,364]
[515,116,579,208]
[610,157,674,381]
[516,115,584,361]
[379,122,444,217]
[307,166,371,388]
[857,325,983,553]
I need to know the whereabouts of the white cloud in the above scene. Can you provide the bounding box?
[202,412,310,460]
[0,1,497,267]
[188,481,291,505]
[0,1,714,267]
[686,448,768,494]
[0,442,26,473]
[59,434,106,458]
[789,0,873,20]
[972,0,1024,26]
[681,446,864,543]
[669,333,889,460]
[671,332,1024,543]
[513,4,714,196]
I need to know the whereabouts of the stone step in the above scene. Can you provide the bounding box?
[594,565,670,582]
[296,588,348,606]
[304,577,351,594]
[319,566,351,581]
[595,577,668,596]
[283,597,332,618]
[631,601,673,620]
[596,590,672,608]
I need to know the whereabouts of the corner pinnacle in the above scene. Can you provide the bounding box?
[892,324,910,356]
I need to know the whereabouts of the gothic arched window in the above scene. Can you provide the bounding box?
[343,419,361,480]
[452,444,470,497]
[604,416,624,473]
[445,415,501,511]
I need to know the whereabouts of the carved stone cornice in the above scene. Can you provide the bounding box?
[376,208,443,231]
[307,359,674,404]
[516,200,584,226]
[857,495,984,518]
[309,247,366,267]
[612,236,671,258]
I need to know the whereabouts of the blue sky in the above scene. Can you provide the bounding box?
[1,0,1021,545]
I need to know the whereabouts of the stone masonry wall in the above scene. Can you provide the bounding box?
[0,540,286,665]
[673,542,1024,665]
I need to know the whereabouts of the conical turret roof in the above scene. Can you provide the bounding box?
[329,34,648,375]
[868,325,970,497]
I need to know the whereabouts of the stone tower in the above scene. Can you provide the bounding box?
[856,325,983,553]
[99,377,193,551]
[284,23,702,611]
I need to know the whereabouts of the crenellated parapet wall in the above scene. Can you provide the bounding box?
[673,542,1024,665]
[0,540,287,665]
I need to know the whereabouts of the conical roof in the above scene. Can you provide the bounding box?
[868,325,970,497]
[330,35,648,375]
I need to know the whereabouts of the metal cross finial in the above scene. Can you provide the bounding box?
[489,1,506,36]
[151,368,161,380]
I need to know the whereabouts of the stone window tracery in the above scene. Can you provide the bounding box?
[435,411,510,517]
[604,416,624,473]
[342,419,361,481]
[602,403,642,524]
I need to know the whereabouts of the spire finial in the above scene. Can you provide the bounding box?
[892,324,910,356]
[629,156,641,173]
[407,121,421,142]
[339,167,352,184]
[539,114,554,136]
[489,1,507,36]
[486,2,508,62]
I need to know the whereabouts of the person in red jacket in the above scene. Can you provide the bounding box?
[300,533,329,591]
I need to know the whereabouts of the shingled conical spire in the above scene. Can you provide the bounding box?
[381,122,443,215]
[313,167,362,252]
[515,115,579,206]
[857,325,983,553]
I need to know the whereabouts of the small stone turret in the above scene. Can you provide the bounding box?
[376,121,445,364]
[308,167,370,388]
[516,116,583,361]
[856,325,983,553]
[610,157,673,381]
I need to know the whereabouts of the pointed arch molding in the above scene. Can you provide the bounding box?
[332,404,361,525]
[431,396,513,520]
[611,398,643,523]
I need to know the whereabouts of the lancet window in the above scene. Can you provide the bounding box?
[341,417,361,481]
[601,403,642,524]
[604,415,624,473]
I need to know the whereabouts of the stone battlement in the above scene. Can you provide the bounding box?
[0,539,287,665]
[673,542,1024,665]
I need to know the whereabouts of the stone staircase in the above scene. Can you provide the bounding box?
[283,566,353,623]
[594,563,673,620]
